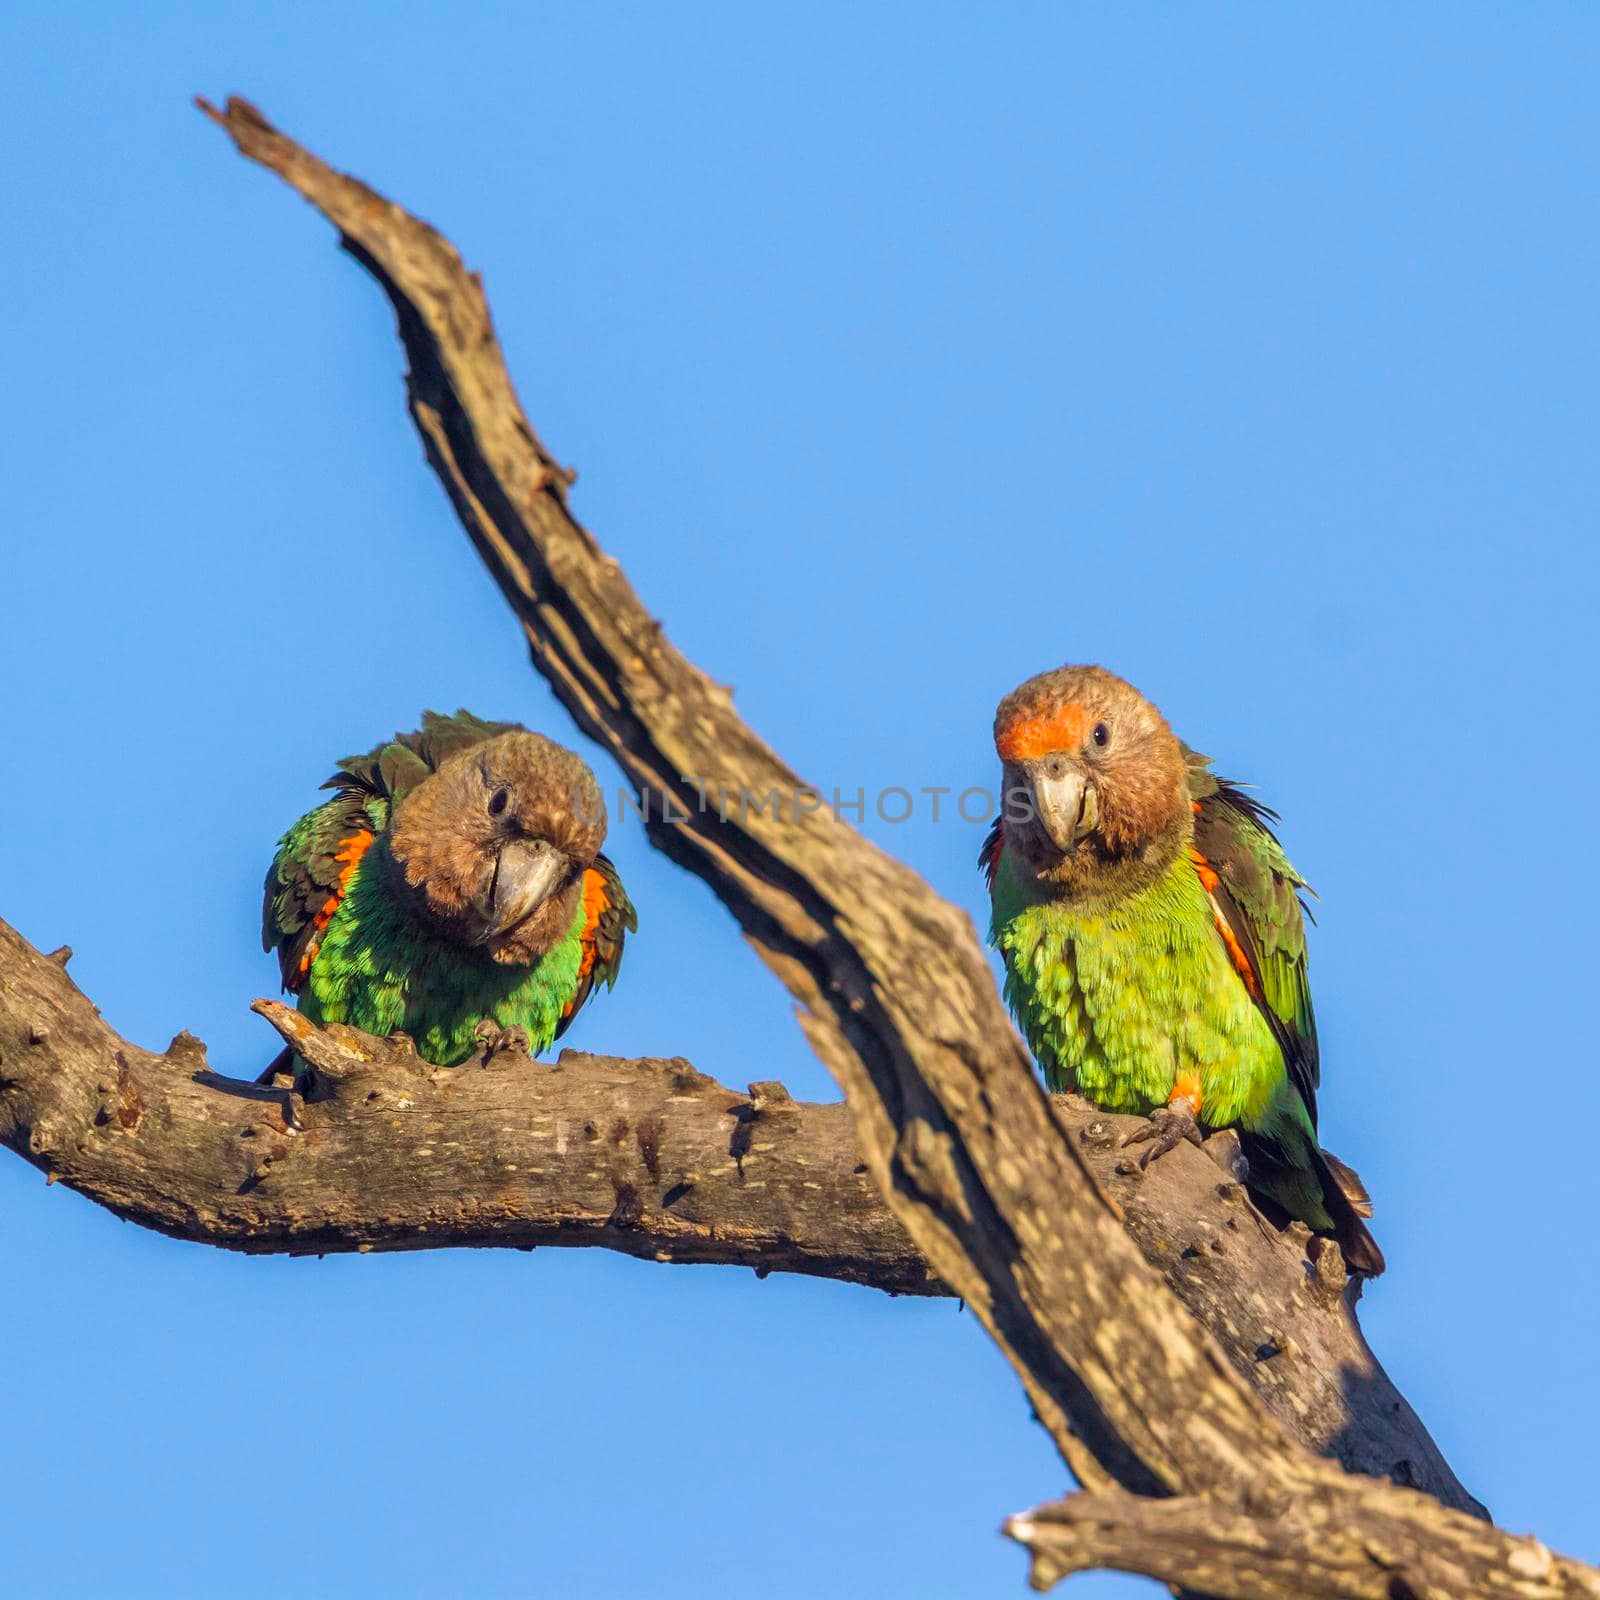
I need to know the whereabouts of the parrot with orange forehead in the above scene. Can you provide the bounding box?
[262,711,634,1071]
[982,665,1383,1276]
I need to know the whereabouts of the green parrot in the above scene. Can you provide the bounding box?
[262,710,635,1070]
[982,665,1383,1276]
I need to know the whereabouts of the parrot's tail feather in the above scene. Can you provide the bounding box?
[1315,1146,1386,1277]
[1321,1149,1374,1218]
[1335,1216,1386,1278]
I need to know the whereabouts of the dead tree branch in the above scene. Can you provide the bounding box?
[1006,1486,1597,1600]
[13,91,1588,1596]
[0,912,1462,1511]
[0,918,925,1284]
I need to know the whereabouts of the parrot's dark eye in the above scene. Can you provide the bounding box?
[487,787,510,817]
[1091,722,1110,749]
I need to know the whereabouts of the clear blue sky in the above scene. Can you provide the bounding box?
[4,6,1596,1596]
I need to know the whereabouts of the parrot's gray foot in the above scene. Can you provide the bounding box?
[474,1020,531,1065]
[1122,1100,1203,1168]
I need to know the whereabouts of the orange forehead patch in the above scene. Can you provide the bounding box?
[996,703,1091,763]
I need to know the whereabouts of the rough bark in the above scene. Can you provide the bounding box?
[1007,1488,1600,1600]
[10,90,1579,1596]
[0,913,1461,1509]
[0,919,923,1287]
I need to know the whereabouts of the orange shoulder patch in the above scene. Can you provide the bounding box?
[562,866,612,1015]
[1210,907,1260,999]
[1191,847,1260,1000]
[296,829,375,981]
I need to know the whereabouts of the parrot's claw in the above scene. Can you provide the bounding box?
[1122,1100,1203,1168]
[474,1021,531,1065]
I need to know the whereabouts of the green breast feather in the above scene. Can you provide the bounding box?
[992,848,1287,1128]
[302,843,587,1066]
[990,840,1335,1233]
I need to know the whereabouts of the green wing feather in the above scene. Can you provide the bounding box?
[262,710,525,992]
[1184,747,1383,1273]
[1184,745,1319,1126]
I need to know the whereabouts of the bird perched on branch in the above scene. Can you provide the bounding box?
[263,710,634,1071]
[982,665,1383,1276]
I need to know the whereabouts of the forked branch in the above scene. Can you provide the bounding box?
[11,90,1580,1600]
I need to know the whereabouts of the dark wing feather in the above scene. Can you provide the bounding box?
[978,814,1005,890]
[1185,747,1382,1272]
[263,710,526,992]
[261,790,379,991]
[1184,745,1320,1126]
[554,853,637,1040]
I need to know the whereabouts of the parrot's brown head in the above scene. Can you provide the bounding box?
[387,731,606,965]
[994,665,1190,888]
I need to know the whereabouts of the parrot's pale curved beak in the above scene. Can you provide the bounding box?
[1028,763,1099,854]
[477,838,569,940]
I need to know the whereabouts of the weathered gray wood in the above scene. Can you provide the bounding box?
[1008,1486,1600,1600]
[0,914,1462,1509]
[0,919,929,1287]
